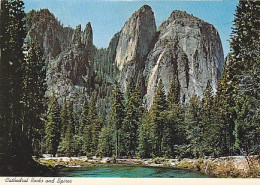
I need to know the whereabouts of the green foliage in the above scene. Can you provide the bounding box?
[148,79,168,156]
[87,97,102,155]
[44,114,59,156]
[121,80,143,157]
[72,135,84,156]
[214,0,260,156]
[231,0,260,155]
[167,74,180,108]
[164,104,185,158]
[22,41,47,155]
[79,96,102,156]
[137,111,153,158]
[108,83,125,157]
[58,100,75,156]
[79,97,88,130]
[184,95,204,158]
[200,81,220,157]
[234,95,260,155]
[97,123,114,157]
[214,65,237,156]
[0,0,32,173]
[44,98,61,156]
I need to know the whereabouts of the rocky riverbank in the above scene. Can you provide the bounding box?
[37,155,260,178]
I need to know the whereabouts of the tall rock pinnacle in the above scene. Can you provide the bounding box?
[71,24,82,47]
[82,22,93,50]
[115,5,157,90]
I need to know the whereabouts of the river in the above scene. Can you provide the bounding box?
[57,164,210,178]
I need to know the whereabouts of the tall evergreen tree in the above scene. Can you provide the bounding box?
[22,41,47,155]
[215,0,260,156]
[44,98,61,156]
[0,0,28,173]
[201,81,220,157]
[214,65,237,156]
[58,100,75,156]
[97,122,114,157]
[0,0,11,173]
[184,95,203,158]
[79,97,89,134]
[230,0,260,155]
[137,110,153,158]
[121,82,143,157]
[163,76,183,157]
[149,79,167,156]
[109,82,125,157]
[82,98,93,156]
[167,74,180,108]
[88,97,101,155]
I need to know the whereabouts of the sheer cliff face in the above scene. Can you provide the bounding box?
[26,9,73,58]
[46,23,94,97]
[143,10,224,108]
[27,10,94,98]
[114,5,157,91]
[112,8,224,108]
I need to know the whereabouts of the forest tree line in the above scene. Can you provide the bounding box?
[0,0,259,174]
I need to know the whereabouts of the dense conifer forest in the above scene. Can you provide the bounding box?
[0,0,259,175]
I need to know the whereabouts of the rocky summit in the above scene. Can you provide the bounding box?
[114,5,157,92]
[26,5,224,108]
[143,10,224,108]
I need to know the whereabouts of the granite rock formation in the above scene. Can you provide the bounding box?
[143,10,224,108]
[26,9,73,59]
[26,10,94,99]
[114,5,157,91]
[26,6,224,109]
[46,23,94,98]
[110,7,224,108]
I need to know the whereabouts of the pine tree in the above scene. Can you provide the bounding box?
[230,0,259,73]
[137,110,153,158]
[44,114,59,156]
[167,74,180,108]
[214,66,237,156]
[230,0,260,155]
[0,0,28,173]
[82,97,93,156]
[234,95,260,155]
[91,117,102,155]
[60,100,68,139]
[149,79,167,156]
[58,100,75,156]
[214,0,260,156]
[22,41,47,155]
[121,82,143,157]
[83,122,92,156]
[184,95,203,158]
[79,97,89,134]
[164,103,185,158]
[201,81,219,157]
[97,123,114,157]
[162,76,183,157]
[109,82,125,157]
[0,0,12,172]
[88,97,101,155]
[44,98,61,156]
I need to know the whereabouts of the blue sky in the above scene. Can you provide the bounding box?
[24,0,238,57]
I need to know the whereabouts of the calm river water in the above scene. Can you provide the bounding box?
[57,165,210,178]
